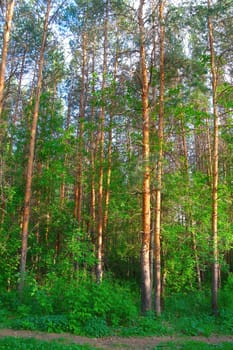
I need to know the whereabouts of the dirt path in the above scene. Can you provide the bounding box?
[0,329,233,349]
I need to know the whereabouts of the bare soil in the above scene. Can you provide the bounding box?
[0,329,233,349]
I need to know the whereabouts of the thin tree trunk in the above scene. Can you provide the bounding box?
[205,116,213,177]
[34,161,42,274]
[103,117,112,234]
[89,45,96,238]
[138,0,152,314]
[8,45,28,158]
[0,0,15,225]
[0,0,15,119]
[208,0,219,316]
[19,0,51,292]
[180,114,202,289]
[96,0,109,283]
[103,36,119,236]
[74,32,87,225]
[13,47,27,125]
[154,0,165,316]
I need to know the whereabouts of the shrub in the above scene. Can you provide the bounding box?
[82,317,111,337]
[6,275,138,336]
[10,315,70,333]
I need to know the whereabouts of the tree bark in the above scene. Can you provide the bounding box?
[207,0,219,316]
[89,39,97,239]
[138,0,152,314]
[74,31,87,225]
[154,0,165,316]
[96,0,109,283]
[0,0,15,225]
[103,32,119,238]
[19,0,51,292]
[0,0,15,119]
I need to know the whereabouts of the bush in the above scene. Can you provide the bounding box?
[10,315,70,333]
[120,315,170,336]
[82,317,111,337]
[164,290,211,318]
[65,279,138,336]
[6,275,138,336]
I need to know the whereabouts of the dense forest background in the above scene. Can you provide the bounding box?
[0,0,233,330]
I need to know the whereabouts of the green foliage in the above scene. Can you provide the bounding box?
[1,0,233,338]
[67,279,138,333]
[5,277,137,337]
[0,337,96,350]
[2,285,233,339]
[120,315,170,336]
[10,315,70,333]
[217,83,233,109]
[163,291,216,336]
[172,315,215,336]
[164,291,211,317]
[218,274,233,334]
[82,317,111,337]
[154,341,233,349]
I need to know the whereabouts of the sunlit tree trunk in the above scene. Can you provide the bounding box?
[154,0,165,316]
[0,0,15,225]
[103,120,112,239]
[0,0,15,119]
[89,39,97,239]
[103,33,119,237]
[138,0,152,314]
[150,0,158,288]
[19,0,51,292]
[207,0,219,316]
[96,0,109,283]
[74,31,87,225]
[206,116,213,177]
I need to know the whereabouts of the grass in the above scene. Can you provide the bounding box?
[0,338,232,350]
[0,337,97,350]
[154,341,233,349]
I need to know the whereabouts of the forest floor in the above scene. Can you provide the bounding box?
[0,329,233,349]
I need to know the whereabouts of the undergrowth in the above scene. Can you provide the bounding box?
[0,337,97,349]
[1,274,233,338]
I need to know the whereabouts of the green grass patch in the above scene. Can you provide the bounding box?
[154,341,233,349]
[0,337,97,350]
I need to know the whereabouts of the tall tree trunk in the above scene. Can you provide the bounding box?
[60,81,74,207]
[138,0,152,314]
[208,0,219,315]
[89,39,97,239]
[103,116,112,235]
[74,31,87,225]
[208,0,219,316]
[154,0,165,316]
[180,114,202,289]
[19,0,51,292]
[96,0,109,283]
[149,1,157,288]
[13,46,27,125]
[8,45,28,158]
[205,116,213,177]
[0,0,15,119]
[0,0,15,225]
[103,34,119,238]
